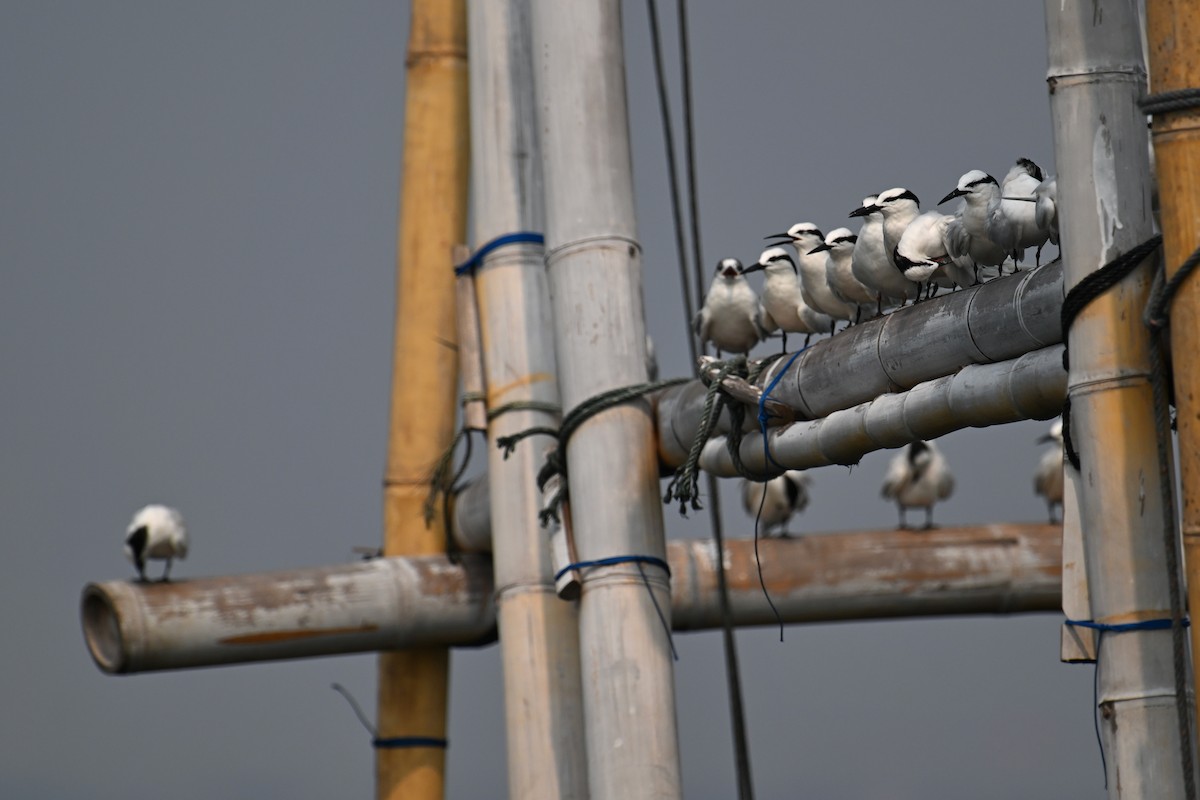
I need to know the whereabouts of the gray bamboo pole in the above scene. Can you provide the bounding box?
[695,345,1066,477]
[81,524,1062,674]
[467,1,588,795]
[1045,0,1189,794]
[527,0,683,794]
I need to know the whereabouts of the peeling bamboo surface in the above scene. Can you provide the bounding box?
[468,0,588,795]
[80,524,1062,674]
[696,345,1066,477]
[378,1,469,797]
[1146,0,1200,744]
[1046,0,1188,795]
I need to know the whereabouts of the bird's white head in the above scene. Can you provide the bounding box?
[939,170,998,205]
[848,196,881,220]
[1038,418,1064,445]
[741,246,797,276]
[874,187,921,218]
[809,227,857,256]
[715,257,744,280]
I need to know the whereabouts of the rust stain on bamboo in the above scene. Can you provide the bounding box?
[218,624,380,646]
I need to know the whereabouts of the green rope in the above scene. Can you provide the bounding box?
[496,376,690,526]
[662,354,784,514]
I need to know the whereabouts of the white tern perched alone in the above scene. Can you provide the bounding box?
[695,258,763,357]
[810,227,875,322]
[881,440,954,530]
[742,247,833,351]
[742,470,811,538]
[849,195,918,312]
[764,223,857,328]
[1034,419,1065,524]
[125,504,188,582]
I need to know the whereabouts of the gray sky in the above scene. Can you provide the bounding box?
[2,2,1102,797]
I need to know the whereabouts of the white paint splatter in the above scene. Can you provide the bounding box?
[1093,118,1124,256]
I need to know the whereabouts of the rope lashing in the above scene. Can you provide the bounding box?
[453,231,545,276]
[1140,88,1200,116]
[1059,235,1163,469]
[663,354,787,514]
[331,683,449,750]
[1065,617,1190,634]
[757,348,805,471]
[497,377,690,526]
[556,555,677,661]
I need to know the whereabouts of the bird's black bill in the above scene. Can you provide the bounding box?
[739,263,765,274]
[808,243,832,254]
[848,205,874,218]
[763,232,791,241]
[938,188,967,205]
[1036,433,1053,444]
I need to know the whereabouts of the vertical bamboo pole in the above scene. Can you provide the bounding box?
[377,1,468,798]
[1045,0,1188,795]
[467,0,588,796]
[1146,0,1200,739]
[528,0,684,797]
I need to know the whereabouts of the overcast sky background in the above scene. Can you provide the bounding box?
[2,2,1103,797]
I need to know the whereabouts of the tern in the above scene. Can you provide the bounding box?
[809,227,874,322]
[742,470,811,537]
[764,223,857,329]
[694,258,764,357]
[850,195,918,312]
[125,504,189,582]
[881,440,954,530]
[741,247,833,350]
[1034,419,1065,524]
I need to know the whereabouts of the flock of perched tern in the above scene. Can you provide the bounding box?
[695,157,1058,356]
[717,157,1061,534]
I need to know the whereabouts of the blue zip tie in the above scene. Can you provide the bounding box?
[454,232,545,276]
[555,554,671,583]
[1065,617,1189,634]
[372,736,448,749]
[757,348,806,471]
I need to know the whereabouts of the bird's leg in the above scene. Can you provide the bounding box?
[923,506,935,530]
[1048,500,1058,525]
[1035,243,1044,268]
[876,293,883,317]
[804,333,812,348]
[855,306,862,325]
[781,332,788,353]
[779,529,792,539]
[161,558,173,582]
[973,261,981,284]
[897,504,907,530]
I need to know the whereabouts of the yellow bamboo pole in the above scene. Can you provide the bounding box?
[1146,0,1200,746]
[376,1,468,798]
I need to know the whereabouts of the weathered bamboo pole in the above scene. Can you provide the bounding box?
[1146,0,1200,746]
[80,524,1062,674]
[468,0,587,795]
[378,1,468,797]
[694,345,1066,477]
[528,0,682,795]
[1045,1,1188,795]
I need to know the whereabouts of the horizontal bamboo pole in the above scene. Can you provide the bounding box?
[654,262,1064,467]
[697,344,1066,477]
[81,524,1061,674]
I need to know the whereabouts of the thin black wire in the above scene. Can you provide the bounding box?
[661,2,754,796]
[753,481,785,642]
[645,0,698,366]
[678,0,707,348]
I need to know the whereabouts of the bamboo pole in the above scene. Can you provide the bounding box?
[80,524,1062,674]
[1045,1,1188,794]
[467,0,587,795]
[377,1,468,797]
[1146,0,1200,746]
[527,0,683,796]
[694,345,1066,477]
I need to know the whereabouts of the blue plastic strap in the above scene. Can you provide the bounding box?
[1065,617,1189,634]
[757,348,806,470]
[454,232,545,275]
[372,736,448,749]
[555,555,671,583]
